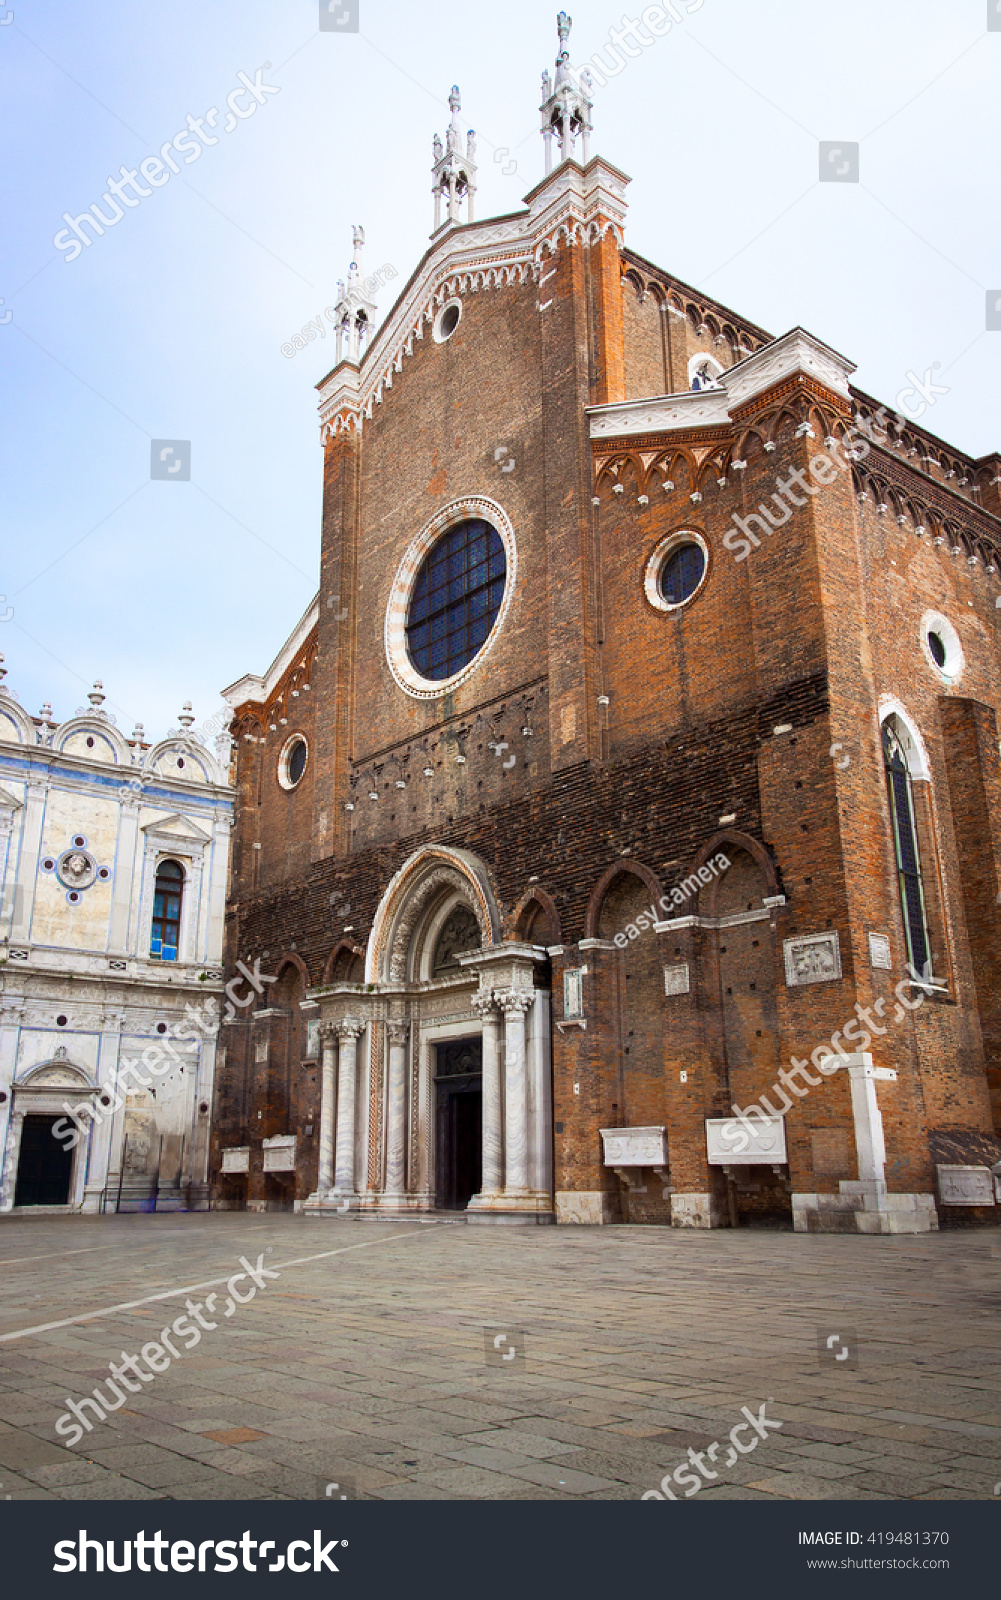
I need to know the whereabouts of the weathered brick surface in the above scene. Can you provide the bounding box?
[218,187,1001,1222]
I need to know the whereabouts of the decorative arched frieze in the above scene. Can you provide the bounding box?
[509,886,562,946]
[584,859,665,941]
[365,845,502,983]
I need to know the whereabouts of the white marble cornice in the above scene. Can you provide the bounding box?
[587,326,857,444]
[589,388,730,438]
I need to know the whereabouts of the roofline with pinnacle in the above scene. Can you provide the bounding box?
[314,154,632,443]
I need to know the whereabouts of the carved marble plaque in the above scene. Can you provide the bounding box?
[563,968,583,1019]
[600,1126,668,1168]
[255,1038,269,1063]
[262,1136,296,1173]
[784,931,841,987]
[663,962,690,996]
[868,933,892,970]
[936,1165,994,1206]
[306,1019,320,1060]
[221,1147,250,1174]
[706,1115,787,1166]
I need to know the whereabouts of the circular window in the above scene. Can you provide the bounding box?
[433,299,462,343]
[405,519,506,682]
[644,531,710,613]
[278,734,308,790]
[920,610,964,682]
[661,543,706,606]
[386,497,517,698]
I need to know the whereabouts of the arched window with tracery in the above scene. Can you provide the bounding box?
[882,717,931,979]
[151,859,184,961]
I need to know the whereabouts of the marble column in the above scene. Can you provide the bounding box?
[384,1021,409,1196]
[496,988,532,1194]
[471,990,502,1195]
[316,1024,337,1195]
[332,1016,362,1196]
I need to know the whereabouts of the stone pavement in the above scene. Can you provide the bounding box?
[0,1213,997,1501]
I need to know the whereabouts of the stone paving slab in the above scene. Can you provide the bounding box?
[0,1213,998,1501]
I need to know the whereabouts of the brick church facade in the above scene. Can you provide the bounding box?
[214,19,1001,1232]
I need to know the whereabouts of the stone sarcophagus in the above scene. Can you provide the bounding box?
[936,1165,995,1206]
[600,1125,669,1195]
[705,1115,787,1167]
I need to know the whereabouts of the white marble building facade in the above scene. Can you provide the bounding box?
[0,663,233,1214]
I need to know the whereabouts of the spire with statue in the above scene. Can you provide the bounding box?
[331,225,378,365]
[431,85,477,233]
[539,11,593,174]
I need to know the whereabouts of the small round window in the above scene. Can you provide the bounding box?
[661,543,705,606]
[920,610,963,682]
[279,735,308,790]
[644,531,709,613]
[433,299,462,343]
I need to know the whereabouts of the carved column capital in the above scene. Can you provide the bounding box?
[336,1015,364,1041]
[470,989,498,1021]
[386,1020,410,1047]
[494,987,533,1018]
[318,1021,339,1042]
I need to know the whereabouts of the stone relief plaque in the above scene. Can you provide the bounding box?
[706,1115,787,1166]
[783,932,841,987]
[868,933,892,970]
[262,1135,296,1173]
[663,962,690,996]
[563,967,583,1018]
[600,1126,668,1168]
[221,1146,250,1174]
[936,1165,994,1206]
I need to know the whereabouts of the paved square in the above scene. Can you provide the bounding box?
[0,1214,997,1501]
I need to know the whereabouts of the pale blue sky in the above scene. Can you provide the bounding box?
[2,0,998,742]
